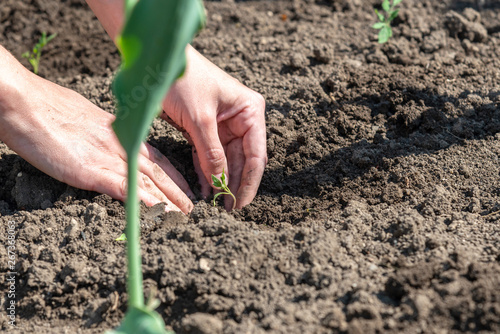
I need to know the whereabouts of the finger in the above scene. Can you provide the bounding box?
[188,113,228,186]
[88,151,190,213]
[192,147,211,198]
[137,172,182,212]
[226,138,244,211]
[237,123,267,209]
[90,168,177,210]
[90,167,129,203]
[141,143,195,199]
[138,153,194,214]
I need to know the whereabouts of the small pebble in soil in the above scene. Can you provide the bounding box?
[199,258,211,272]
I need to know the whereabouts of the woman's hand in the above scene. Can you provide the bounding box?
[162,46,267,210]
[0,47,194,213]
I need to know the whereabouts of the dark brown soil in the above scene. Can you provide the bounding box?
[1,0,500,333]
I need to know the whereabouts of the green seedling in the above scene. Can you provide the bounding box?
[115,233,127,242]
[107,0,205,333]
[22,32,57,74]
[372,0,402,43]
[211,169,236,210]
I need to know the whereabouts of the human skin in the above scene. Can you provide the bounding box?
[0,1,267,212]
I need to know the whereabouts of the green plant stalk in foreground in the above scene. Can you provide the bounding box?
[22,32,57,74]
[372,0,402,43]
[107,0,205,333]
[212,169,236,210]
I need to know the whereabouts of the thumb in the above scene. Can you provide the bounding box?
[188,116,228,187]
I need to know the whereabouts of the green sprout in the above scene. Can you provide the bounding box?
[372,0,402,43]
[211,169,236,210]
[22,32,57,74]
[106,0,205,333]
[115,233,127,242]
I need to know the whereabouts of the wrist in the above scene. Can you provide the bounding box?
[0,46,32,139]
[0,57,29,104]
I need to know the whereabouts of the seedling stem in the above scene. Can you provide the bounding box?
[212,169,236,210]
[22,32,57,74]
[372,0,402,43]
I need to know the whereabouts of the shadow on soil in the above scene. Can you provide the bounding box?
[261,87,499,204]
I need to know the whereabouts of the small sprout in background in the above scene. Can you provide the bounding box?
[372,0,402,43]
[22,32,57,74]
[115,233,127,242]
[212,169,236,210]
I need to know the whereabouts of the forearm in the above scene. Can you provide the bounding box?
[85,0,125,41]
[85,0,196,57]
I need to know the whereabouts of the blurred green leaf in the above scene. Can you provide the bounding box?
[378,25,391,43]
[106,306,174,334]
[113,0,205,155]
[389,9,399,21]
[375,9,385,22]
[110,0,205,332]
[115,233,127,241]
[22,31,57,75]
[382,0,391,12]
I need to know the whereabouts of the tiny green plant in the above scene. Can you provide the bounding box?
[115,233,127,242]
[22,32,57,74]
[372,0,402,43]
[211,169,236,210]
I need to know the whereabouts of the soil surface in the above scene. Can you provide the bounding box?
[1,0,500,333]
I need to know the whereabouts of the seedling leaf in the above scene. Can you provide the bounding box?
[382,0,391,12]
[22,32,57,74]
[45,32,57,44]
[373,0,402,43]
[211,170,236,210]
[113,0,205,153]
[378,25,391,43]
[212,174,222,188]
[115,233,127,241]
[220,170,226,186]
[389,9,400,21]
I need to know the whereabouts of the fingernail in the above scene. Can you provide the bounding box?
[164,204,182,213]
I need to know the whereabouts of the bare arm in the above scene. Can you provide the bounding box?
[85,0,124,41]
[0,42,195,213]
[0,45,33,147]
